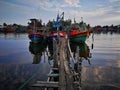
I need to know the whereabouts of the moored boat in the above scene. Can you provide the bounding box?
[28,31,43,43]
[48,31,66,42]
[47,12,66,42]
[28,19,44,43]
[69,19,90,42]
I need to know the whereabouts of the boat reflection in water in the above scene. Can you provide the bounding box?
[70,42,91,64]
[29,41,47,64]
[70,42,120,90]
[29,40,120,90]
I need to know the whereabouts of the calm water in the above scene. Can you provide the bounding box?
[0,33,120,90]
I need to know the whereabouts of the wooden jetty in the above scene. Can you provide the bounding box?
[32,38,82,90]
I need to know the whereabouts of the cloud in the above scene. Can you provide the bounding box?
[63,0,81,7]
[0,0,120,26]
[66,7,110,18]
[39,0,53,9]
[0,0,35,13]
[37,0,81,11]
[36,0,62,12]
[0,0,40,25]
[102,15,120,22]
[64,4,120,26]
[109,0,120,2]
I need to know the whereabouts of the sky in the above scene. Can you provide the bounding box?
[0,0,120,26]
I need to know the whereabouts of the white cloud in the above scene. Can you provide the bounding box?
[109,0,120,2]
[63,0,81,7]
[65,0,80,7]
[102,15,120,22]
[0,0,120,26]
[66,7,109,19]
[115,10,120,13]
[36,0,61,12]
[64,5,120,26]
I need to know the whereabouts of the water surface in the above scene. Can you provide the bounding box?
[0,33,50,90]
[0,33,120,90]
[82,33,120,90]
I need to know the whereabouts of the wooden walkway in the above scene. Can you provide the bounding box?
[32,38,81,90]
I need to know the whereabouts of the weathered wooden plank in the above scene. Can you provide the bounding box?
[64,51,74,90]
[58,38,74,90]
[53,39,59,67]
[59,38,67,90]
[52,68,59,70]
[73,73,79,76]
[32,81,59,87]
[48,73,59,77]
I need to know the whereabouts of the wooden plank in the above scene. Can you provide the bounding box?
[32,81,59,88]
[73,73,79,76]
[52,68,59,70]
[73,81,80,85]
[53,39,59,67]
[64,53,74,90]
[48,73,59,77]
[61,38,74,90]
[59,38,67,90]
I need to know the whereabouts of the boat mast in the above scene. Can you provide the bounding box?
[33,20,36,33]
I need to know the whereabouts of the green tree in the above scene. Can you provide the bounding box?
[64,19,72,26]
[3,23,7,26]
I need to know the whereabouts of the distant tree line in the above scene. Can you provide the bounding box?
[0,23,27,33]
[92,24,120,34]
[0,19,120,34]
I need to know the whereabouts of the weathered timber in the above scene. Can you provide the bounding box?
[52,68,59,70]
[59,39,66,90]
[32,81,59,88]
[58,38,74,90]
[53,39,59,68]
[48,73,59,77]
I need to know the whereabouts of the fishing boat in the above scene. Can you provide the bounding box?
[48,31,66,42]
[69,19,90,42]
[47,12,66,42]
[28,19,44,43]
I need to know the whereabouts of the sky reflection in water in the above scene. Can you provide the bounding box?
[0,33,120,90]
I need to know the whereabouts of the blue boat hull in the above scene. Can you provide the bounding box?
[29,36,43,43]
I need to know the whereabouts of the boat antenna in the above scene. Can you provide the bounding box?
[33,20,36,33]
[60,12,64,20]
[81,17,83,23]
[57,10,60,22]
[74,17,76,24]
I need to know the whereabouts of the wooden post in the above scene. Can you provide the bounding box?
[53,39,58,68]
